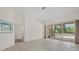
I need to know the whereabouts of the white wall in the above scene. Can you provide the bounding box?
[24,16,44,41]
[0,8,44,50]
[0,8,15,50]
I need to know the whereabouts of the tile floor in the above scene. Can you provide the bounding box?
[4,39,79,51]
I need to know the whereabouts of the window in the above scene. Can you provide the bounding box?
[54,25,62,33]
[51,22,75,42]
[63,23,75,34]
[0,20,13,32]
[52,24,62,34]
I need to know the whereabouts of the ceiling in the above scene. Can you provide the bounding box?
[15,7,79,25]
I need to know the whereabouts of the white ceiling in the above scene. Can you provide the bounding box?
[15,7,79,24]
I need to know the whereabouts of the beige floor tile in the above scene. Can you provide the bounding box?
[4,39,79,51]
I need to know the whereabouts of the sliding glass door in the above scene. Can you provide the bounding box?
[51,22,75,42]
[62,23,75,42]
[51,24,62,39]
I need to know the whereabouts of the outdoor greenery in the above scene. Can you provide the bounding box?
[54,25,61,33]
[64,23,75,33]
[52,23,75,34]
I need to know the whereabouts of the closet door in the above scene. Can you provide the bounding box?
[15,24,24,42]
